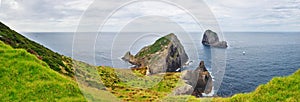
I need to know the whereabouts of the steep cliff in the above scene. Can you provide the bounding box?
[122,33,188,75]
[173,61,213,97]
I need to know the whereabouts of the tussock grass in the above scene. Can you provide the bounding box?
[0,22,74,77]
[213,69,300,102]
[97,66,183,101]
[0,41,86,101]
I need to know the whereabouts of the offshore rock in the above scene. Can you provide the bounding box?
[202,30,228,48]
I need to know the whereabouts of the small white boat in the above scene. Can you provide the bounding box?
[243,51,246,55]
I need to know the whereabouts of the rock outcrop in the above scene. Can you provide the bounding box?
[202,30,228,48]
[173,61,213,97]
[122,33,188,75]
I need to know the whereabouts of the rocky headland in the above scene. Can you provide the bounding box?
[122,33,189,75]
[202,30,228,48]
[122,33,213,97]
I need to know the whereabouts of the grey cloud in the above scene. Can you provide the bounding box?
[0,0,93,32]
[206,0,300,31]
[0,0,299,32]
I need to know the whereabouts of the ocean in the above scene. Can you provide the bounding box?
[22,32,300,97]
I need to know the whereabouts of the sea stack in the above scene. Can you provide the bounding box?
[173,61,213,97]
[122,33,189,75]
[202,30,228,48]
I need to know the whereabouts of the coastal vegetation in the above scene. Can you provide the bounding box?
[0,22,74,77]
[213,69,300,102]
[136,35,170,58]
[97,66,183,101]
[0,41,86,101]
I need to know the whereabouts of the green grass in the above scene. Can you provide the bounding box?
[0,41,86,101]
[96,66,184,101]
[0,22,74,77]
[213,69,300,102]
[136,35,170,57]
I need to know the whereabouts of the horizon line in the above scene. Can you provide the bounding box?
[21,31,300,33]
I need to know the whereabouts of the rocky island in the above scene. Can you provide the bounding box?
[122,33,189,75]
[202,30,228,48]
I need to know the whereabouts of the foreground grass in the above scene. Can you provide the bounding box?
[213,69,300,102]
[0,22,74,77]
[97,66,184,101]
[0,41,86,101]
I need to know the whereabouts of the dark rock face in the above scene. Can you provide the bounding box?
[192,61,213,97]
[202,30,228,48]
[173,61,213,97]
[122,33,188,75]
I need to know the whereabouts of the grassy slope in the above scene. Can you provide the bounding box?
[0,41,86,101]
[213,69,300,102]
[0,22,74,77]
[96,66,183,101]
[0,21,117,102]
[135,34,170,58]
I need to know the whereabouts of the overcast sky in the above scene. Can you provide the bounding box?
[0,0,299,32]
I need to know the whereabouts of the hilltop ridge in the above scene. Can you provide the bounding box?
[0,41,86,101]
[0,22,74,77]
